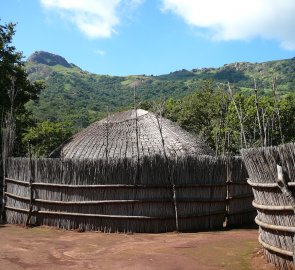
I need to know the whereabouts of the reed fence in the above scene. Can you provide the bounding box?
[4,155,254,233]
[241,143,295,270]
[225,157,255,227]
[0,162,3,222]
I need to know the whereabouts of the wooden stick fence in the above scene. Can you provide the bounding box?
[4,155,254,233]
[0,162,3,222]
[241,143,295,270]
[225,156,256,227]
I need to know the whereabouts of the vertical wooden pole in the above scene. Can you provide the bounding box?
[26,142,34,227]
[215,93,228,156]
[105,106,109,161]
[254,78,264,146]
[134,85,140,166]
[224,157,231,228]
[227,82,247,148]
[1,154,6,222]
[155,110,179,232]
[272,76,284,144]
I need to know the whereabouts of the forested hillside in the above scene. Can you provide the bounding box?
[25,51,295,130]
[0,44,292,157]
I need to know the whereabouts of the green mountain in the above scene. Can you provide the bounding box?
[25,51,295,129]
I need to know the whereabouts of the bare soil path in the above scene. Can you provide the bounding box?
[0,224,276,270]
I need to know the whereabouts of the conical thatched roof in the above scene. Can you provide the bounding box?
[51,109,214,159]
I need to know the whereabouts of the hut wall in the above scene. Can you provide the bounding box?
[241,143,295,270]
[5,155,253,232]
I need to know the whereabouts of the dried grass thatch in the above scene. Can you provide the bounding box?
[241,143,295,270]
[50,109,214,159]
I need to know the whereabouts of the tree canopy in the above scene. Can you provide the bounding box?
[0,22,44,156]
[163,80,295,155]
[0,22,43,113]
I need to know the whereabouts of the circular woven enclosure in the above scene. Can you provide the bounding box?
[241,144,295,270]
[50,109,214,159]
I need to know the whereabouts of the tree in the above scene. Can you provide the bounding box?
[0,22,43,113]
[163,80,295,155]
[277,93,295,144]
[164,80,224,149]
[0,22,44,156]
[23,121,72,157]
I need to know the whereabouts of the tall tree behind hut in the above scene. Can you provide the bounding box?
[1,22,44,218]
[0,22,44,156]
[164,80,224,149]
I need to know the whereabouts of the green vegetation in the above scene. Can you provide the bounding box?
[1,23,295,157]
[163,80,295,154]
[0,22,44,157]
[23,121,72,157]
[25,51,295,131]
[0,24,43,114]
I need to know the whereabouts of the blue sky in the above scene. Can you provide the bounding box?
[1,0,295,76]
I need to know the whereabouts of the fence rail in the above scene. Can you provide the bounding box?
[5,155,255,233]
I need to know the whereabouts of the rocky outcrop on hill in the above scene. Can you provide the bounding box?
[27,51,72,68]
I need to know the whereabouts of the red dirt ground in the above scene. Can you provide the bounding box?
[0,224,276,270]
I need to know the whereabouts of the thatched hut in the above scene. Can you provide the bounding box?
[4,109,254,233]
[50,109,214,159]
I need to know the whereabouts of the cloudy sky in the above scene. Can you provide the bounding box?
[1,0,295,75]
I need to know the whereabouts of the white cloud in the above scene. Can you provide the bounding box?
[124,0,145,10]
[161,0,295,50]
[40,0,143,39]
[94,49,106,56]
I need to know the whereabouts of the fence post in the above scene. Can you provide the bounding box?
[26,144,35,226]
[0,163,4,222]
[224,157,231,228]
[155,109,179,232]
[1,159,8,222]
